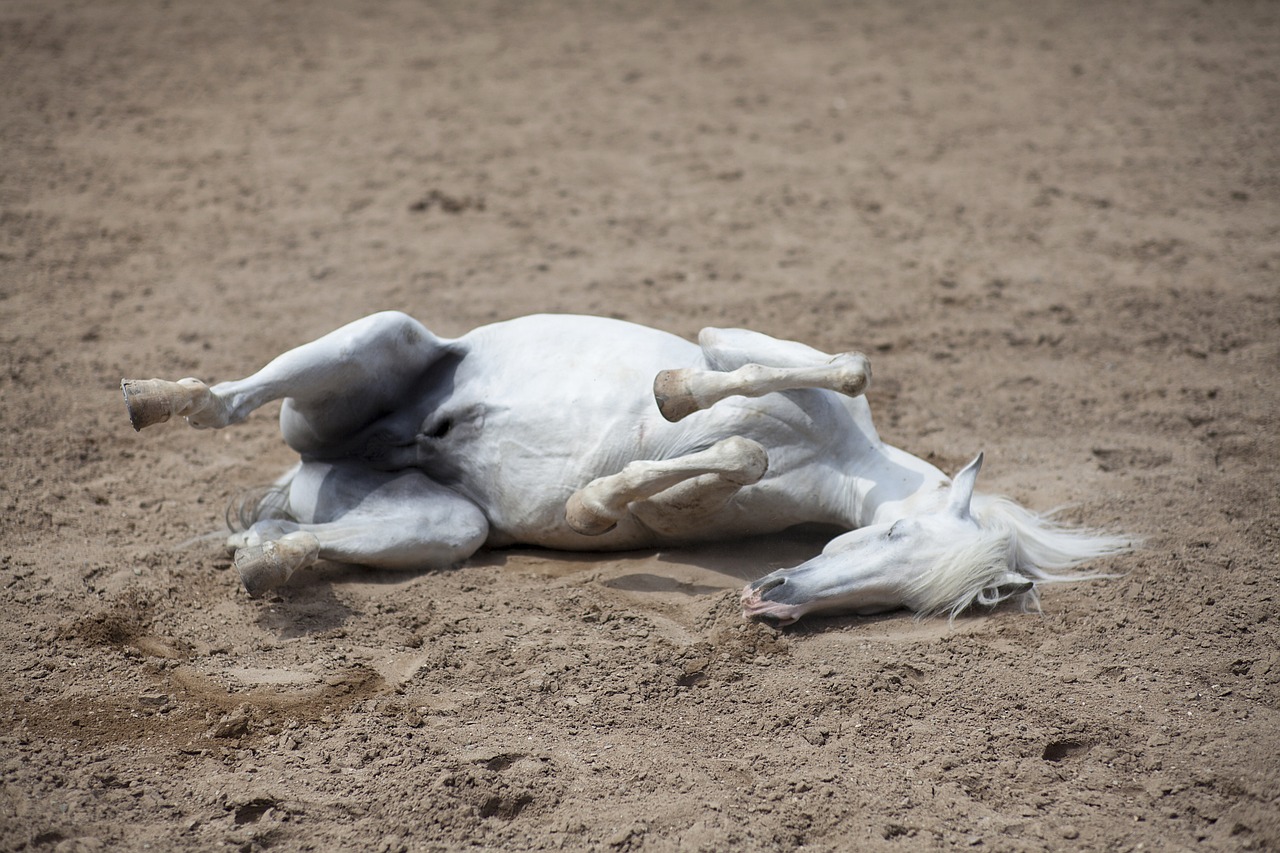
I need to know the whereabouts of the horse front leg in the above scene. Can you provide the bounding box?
[564,437,768,535]
[653,327,870,422]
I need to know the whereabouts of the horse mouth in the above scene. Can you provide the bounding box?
[740,579,802,627]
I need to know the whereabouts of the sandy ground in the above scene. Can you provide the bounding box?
[2,0,1278,850]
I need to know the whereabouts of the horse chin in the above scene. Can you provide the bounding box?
[739,585,805,627]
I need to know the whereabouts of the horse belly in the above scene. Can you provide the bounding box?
[426,316,703,547]
[479,397,857,550]
[413,315,870,549]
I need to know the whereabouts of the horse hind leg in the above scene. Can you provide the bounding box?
[227,462,489,597]
[121,311,448,448]
[565,436,768,535]
[653,327,870,422]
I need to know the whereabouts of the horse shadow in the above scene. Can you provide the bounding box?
[252,573,357,638]
[249,524,840,635]
[470,522,841,588]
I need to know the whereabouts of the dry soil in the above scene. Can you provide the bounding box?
[2,1,1278,850]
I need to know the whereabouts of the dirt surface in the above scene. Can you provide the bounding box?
[3,0,1278,850]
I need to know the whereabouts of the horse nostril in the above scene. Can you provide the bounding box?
[755,576,786,595]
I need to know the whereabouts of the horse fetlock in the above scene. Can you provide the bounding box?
[226,519,301,554]
[830,352,871,397]
[234,531,320,598]
[225,531,249,555]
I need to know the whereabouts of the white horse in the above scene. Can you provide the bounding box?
[121,312,1129,625]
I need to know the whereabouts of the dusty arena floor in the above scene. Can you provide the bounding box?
[3,0,1278,849]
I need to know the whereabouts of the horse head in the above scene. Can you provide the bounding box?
[741,454,1131,626]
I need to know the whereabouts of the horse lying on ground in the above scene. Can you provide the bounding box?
[121,312,1129,626]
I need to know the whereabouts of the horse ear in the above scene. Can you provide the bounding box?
[947,452,984,520]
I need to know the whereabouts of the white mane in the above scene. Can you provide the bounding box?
[908,495,1135,620]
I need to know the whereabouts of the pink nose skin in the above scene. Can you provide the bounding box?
[740,582,805,627]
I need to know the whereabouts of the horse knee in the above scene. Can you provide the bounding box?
[715,436,770,485]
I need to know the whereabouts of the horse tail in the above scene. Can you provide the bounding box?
[225,463,300,532]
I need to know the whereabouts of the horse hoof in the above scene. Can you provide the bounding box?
[121,377,211,431]
[564,492,619,536]
[653,370,700,422]
[234,532,320,598]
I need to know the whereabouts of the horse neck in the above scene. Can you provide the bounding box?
[844,443,950,528]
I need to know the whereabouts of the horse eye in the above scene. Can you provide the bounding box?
[427,418,452,439]
[886,522,900,539]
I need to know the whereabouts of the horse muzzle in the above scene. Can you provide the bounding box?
[740,573,807,627]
